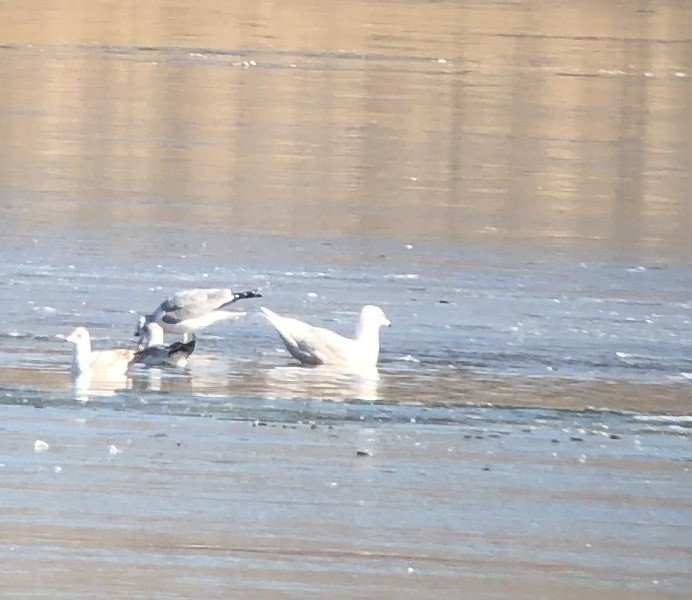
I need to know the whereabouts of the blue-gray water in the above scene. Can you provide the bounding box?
[0,1,690,598]
[2,234,691,414]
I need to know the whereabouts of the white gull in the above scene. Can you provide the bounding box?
[65,327,136,377]
[260,305,391,368]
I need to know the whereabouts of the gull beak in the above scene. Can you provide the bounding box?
[383,317,391,327]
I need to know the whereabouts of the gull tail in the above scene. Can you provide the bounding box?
[259,307,300,349]
[168,339,196,357]
[234,290,262,301]
[259,306,284,321]
[220,290,262,309]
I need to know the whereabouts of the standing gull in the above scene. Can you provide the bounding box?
[134,321,196,368]
[260,305,391,368]
[137,288,262,341]
[65,327,137,377]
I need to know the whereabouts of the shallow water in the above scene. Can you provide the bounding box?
[1,405,690,599]
[1,0,691,597]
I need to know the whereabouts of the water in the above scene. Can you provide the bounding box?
[0,1,691,597]
[3,238,691,413]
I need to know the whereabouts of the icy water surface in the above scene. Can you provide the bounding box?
[0,0,691,598]
[2,234,691,414]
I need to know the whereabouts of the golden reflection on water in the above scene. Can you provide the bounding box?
[0,1,690,259]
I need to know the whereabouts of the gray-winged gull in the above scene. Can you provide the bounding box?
[136,288,262,341]
[260,305,391,368]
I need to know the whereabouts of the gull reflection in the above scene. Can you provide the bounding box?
[70,371,132,403]
[262,365,380,402]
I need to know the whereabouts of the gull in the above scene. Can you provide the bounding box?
[136,288,262,341]
[134,321,196,368]
[260,305,391,368]
[65,327,136,377]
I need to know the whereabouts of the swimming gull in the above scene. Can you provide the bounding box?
[260,305,391,368]
[134,322,196,368]
[65,326,136,377]
[137,287,262,341]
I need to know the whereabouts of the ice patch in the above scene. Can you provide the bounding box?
[34,440,50,452]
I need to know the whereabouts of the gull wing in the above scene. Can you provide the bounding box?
[159,289,235,324]
[134,340,196,367]
[261,308,356,366]
[90,349,136,374]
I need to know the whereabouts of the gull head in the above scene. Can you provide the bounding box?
[360,305,391,329]
[134,315,147,338]
[65,326,90,346]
